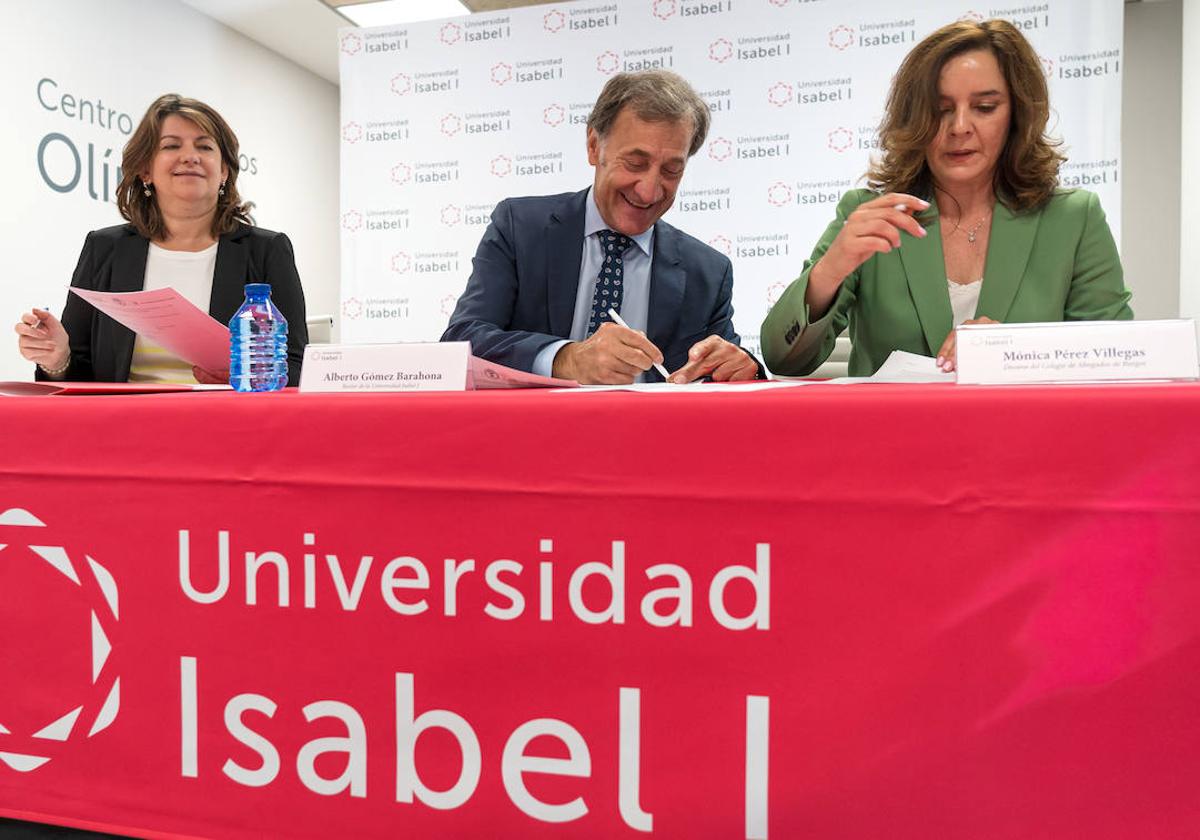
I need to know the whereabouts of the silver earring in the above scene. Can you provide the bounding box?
[142,182,152,197]
[219,182,226,197]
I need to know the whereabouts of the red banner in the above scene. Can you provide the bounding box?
[2,385,1199,838]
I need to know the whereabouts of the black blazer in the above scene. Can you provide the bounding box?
[39,223,308,385]
[442,189,759,380]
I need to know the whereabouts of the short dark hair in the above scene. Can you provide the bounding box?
[587,70,710,157]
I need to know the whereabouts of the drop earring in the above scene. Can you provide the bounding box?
[219,181,226,197]
[142,182,152,197]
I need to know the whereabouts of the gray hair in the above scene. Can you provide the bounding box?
[587,70,710,157]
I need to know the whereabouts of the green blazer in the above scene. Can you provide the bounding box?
[761,188,1133,376]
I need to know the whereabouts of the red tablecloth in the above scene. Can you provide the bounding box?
[1,383,1198,839]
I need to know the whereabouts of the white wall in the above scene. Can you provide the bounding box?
[1182,0,1200,325]
[1123,0,1182,319]
[0,0,338,381]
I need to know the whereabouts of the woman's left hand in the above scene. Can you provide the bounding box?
[936,317,999,372]
[192,366,230,385]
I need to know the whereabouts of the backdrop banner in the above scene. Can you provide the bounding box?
[338,0,1124,359]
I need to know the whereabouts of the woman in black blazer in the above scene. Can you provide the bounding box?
[14,93,307,385]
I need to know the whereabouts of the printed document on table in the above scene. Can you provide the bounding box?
[469,355,578,388]
[70,287,230,373]
[552,380,813,393]
[824,350,954,384]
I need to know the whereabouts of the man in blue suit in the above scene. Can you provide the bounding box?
[442,70,761,385]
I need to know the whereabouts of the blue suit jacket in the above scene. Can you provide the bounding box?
[442,189,751,380]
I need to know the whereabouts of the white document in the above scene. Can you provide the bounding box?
[822,350,953,384]
[870,350,954,382]
[553,380,812,394]
[70,287,229,373]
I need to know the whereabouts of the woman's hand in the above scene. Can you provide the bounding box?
[936,316,999,372]
[807,193,931,317]
[14,308,70,373]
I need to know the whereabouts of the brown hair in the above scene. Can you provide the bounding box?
[867,19,1064,212]
[116,94,253,240]
[587,70,710,157]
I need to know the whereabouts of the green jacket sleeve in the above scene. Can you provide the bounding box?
[761,189,870,375]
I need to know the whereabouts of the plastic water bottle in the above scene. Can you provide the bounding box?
[229,283,288,392]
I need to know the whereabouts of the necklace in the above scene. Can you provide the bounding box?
[957,213,991,246]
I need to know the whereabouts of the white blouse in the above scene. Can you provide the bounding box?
[128,242,218,383]
[948,278,983,328]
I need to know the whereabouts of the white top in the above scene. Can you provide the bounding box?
[129,242,218,383]
[948,278,983,328]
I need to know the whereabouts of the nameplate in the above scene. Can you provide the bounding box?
[299,342,470,392]
[955,320,1199,384]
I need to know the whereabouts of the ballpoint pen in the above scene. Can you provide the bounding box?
[607,307,672,382]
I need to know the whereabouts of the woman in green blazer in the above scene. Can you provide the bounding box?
[761,20,1132,377]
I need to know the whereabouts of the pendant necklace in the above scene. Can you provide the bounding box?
[961,213,991,246]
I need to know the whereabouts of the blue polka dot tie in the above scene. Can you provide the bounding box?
[587,229,634,336]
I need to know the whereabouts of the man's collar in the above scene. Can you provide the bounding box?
[584,187,654,256]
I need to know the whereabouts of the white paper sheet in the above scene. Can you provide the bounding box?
[551,380,813,394]
[822,351,954,384]
[70,287,230,373]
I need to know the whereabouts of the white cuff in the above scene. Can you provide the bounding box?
[533,339,571,378]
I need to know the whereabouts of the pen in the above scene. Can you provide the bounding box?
[607,307,672,382]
